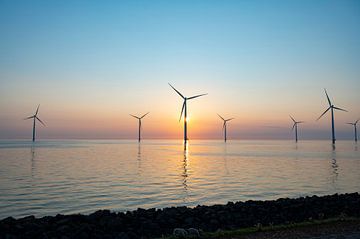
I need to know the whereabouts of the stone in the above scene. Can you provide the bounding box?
[187,228,200,238]
[173,228,188,238]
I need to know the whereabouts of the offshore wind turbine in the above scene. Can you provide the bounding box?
[169,83,207,142]
[217,114,234,142]
[346,119,359,142]
[317,89,347,144]
[24,105,45,142]
[130,112,149,142]
[289,115,304,142]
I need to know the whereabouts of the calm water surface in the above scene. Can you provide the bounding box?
[0,140,359,219]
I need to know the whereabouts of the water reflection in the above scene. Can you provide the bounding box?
[222,143,229,175]
[330,146,338,189]
[182,143,189,190]
[30,146,36,178]
[181,142,189,203]
[137,143,142,175]
[1,140,360,218]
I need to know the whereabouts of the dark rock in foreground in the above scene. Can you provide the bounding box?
[1,193,360,239]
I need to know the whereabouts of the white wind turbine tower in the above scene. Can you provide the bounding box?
[346,119,359,142]
[130,112,149,142]
[289,115,304,142]
[217,114,234,142]
[169,83,207,142]
[317,89,347,144]
[24,105,45,142]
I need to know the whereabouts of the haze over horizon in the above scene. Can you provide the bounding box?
[1,0,360,140]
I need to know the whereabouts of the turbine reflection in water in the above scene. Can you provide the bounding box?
[1,140,359,219]
[222,142,229,175]
[30,146,36,178]
[330,146,339,189]
[137,143,142,176]
[181,141,189,203]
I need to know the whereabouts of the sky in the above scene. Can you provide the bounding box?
[0,0,359,140]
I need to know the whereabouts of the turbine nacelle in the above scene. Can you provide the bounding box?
[346,119,359,126]
[289,115,304,131]
[217,114,234,129]
[169,83,207,122]
[24,105,45,126]
[317,89,347,121]
[24,104,45,142]
[169,83,207,142]
[130,112,149,142]
[317,89,348,144]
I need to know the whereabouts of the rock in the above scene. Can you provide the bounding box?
[116,232,130,239]
[173,228,188,238]
[5,234,17,239]
[187,228,200,238]
[1,193,360,238]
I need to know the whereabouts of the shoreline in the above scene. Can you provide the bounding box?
[1,192,360,238]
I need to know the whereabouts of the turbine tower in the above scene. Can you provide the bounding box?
[317,89,347,144]
[130,112,149,142]
[346,119,359,142]
[217,114,234,142]
[24,105,45,142]
[289,115,304,142]
[169,83,207,142]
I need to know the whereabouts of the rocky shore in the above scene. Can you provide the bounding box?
[1,193,360,239]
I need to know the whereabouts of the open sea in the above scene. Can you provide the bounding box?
[0,140,359,219]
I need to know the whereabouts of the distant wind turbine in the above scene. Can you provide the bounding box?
[217,114,234,142]
[346,119,359,142]
[289,115,304,142]
[317,89,347,144]
[24,105,45,142]
[130,112,149,142]
[169,83,207,142]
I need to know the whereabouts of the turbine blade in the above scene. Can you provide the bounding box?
[36,116,45,126]
[168,83,185,99]
[289,115,296,123]
[130,114,140,119]
[356,119,359,124]
[35,104,40,115]
[317,107,331,121]
[217,114,225,121]
[179,101,185,122]
[187,93,208,100]
[333,106,347,112]
[226,118,235,121]
[140,112,150,119]
[346,123,354,125]
[24,116,35,120]
[223,122,226,130]
[292,123,296,131]
[324,89,332,106]
[297,121,305,124]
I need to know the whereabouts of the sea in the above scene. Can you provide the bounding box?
[0,140,359,219]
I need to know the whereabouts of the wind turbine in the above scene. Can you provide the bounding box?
[317,89,347,144]
[24,105,45,142]
[169,83,207,142]
[289,115,304,142]
[217,114,234,142]
[346,119,359,142]
[130,112,149,142]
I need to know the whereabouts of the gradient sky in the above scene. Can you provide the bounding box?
[0,0,359,140]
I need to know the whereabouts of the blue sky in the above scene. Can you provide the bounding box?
[0,0,359,139]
